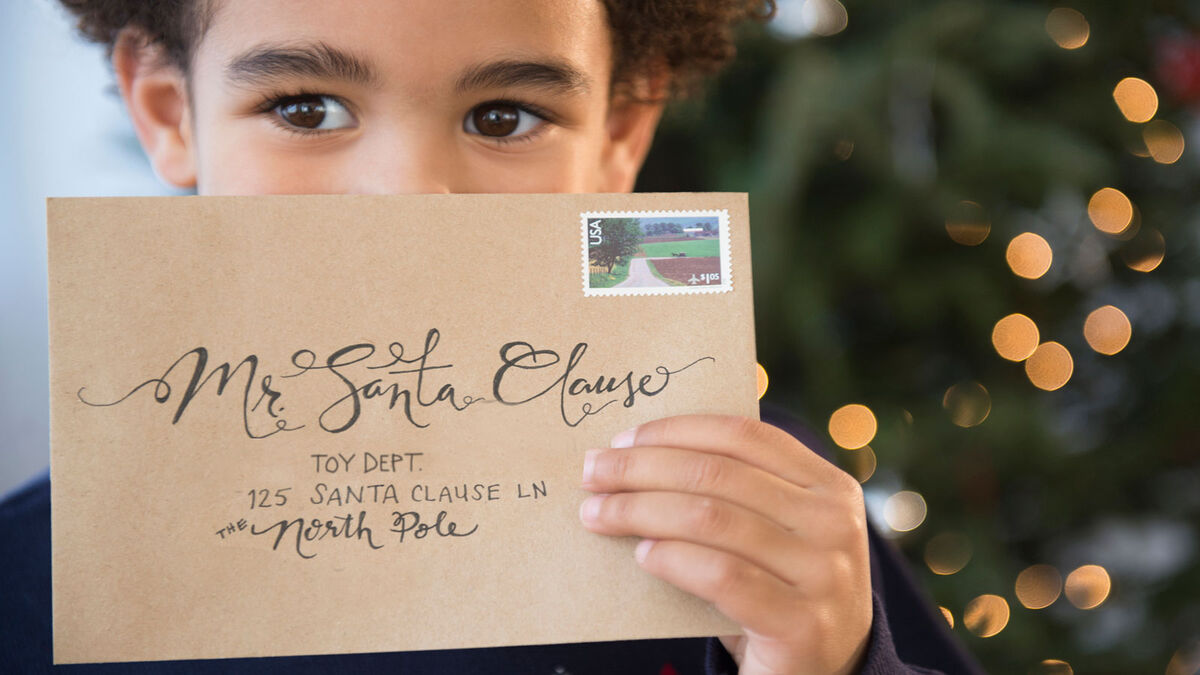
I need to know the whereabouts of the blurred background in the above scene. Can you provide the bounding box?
[2,0,1197,672]
[0,3,185,494]
[640,0,1200,672]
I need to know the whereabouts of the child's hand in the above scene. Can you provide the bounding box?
[579,414,873,675]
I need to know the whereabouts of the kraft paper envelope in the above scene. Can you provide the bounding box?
[48,192,757,664]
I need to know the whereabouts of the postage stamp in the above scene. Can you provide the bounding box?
[580,209,732,296]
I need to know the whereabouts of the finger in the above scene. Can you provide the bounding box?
[611,414,845,490]
[634,538,812,640]
[582,445,821,531]
[717,635,745,664]
[580,491,825,588]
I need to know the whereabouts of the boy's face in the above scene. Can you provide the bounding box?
[120,0,662,195]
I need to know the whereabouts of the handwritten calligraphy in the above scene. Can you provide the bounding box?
[78,329,715,437]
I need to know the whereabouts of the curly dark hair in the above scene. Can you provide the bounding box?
[56,0,773,99]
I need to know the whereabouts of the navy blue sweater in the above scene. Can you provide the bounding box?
[1,406,981,674]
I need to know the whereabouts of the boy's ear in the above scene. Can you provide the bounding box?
[598,75,668,192]
[112,28,197,189]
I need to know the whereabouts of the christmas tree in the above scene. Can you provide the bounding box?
[639,1,1200,671]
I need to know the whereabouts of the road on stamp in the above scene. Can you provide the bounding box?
[615,257,670,288]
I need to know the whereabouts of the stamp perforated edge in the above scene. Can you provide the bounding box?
[580,209,732,297]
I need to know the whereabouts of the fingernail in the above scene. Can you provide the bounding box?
[635,539,655,563]
[582,449,599,484]
[579,494,605,523]
[610,427,637,449]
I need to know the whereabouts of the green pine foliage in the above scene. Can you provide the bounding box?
[639,1,1200,671]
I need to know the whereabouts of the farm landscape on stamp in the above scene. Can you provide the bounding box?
[587,215,723,291]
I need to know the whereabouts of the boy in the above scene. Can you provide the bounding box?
[2,1,977,672]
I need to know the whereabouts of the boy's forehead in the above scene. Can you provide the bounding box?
[197,0,613,91]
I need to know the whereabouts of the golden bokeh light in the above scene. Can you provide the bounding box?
[946,200,991,246]
[1032,659,1074,675]
[942,381,992,427]
[1015,564,1063,609]
[1120,227,1166,272]
[755,362,769,400]
[1045,8,1089,49]
[925,532,973,575]
[1113,77,1159,123]
[963,594,1010,638]
[939,606,954,629]
[1167,647,1200,675]
[828,403,877,450]
[1025,342,1074,391]
[1116,204,1143,242]
[1087,188,1134,235]
[1083,305,1132,355]
[992,313,1041,361]
[884,490,927,532]
[834,138,855,161]
[1006,233,1053,279]
[1144,120,1186,164]
[1064,564,1111,609]
[842,445,877,483]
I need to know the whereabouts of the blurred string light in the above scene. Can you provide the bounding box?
[1120,227,1166,272]
[1087,187,1134,235]
[1143,120,1186,164]
[1015,564,1063,609]
[1006,233,1053,279]
[938,606,954,629]
[1032,660,1074,675]
[1064,564,1111,609]
[942,381,991,427]
[1044,7,1089,50]
[963,594,1010,638]
[992,313,1040,361]
[925,531,973,575]
[1116,205,1142,242]
[883,490,927,532]
[828,403,877,449]
[841,445,877,483]
[1083,305,1132,355]
[755,362,769,399]
[769,0,848,38]
[1024,341,1074,391]
[1113,77,1159,123]
[1167,645,1200,675]
[833,138,855,161]
[1128,139,1152,159]
[945,200,990,246]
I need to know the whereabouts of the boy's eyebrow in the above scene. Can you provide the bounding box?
[224,43,591,96]
[454,59,592,95]
[225,41,381,88]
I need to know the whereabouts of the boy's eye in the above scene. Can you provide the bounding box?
[273,95,355,131]
[464,103,545,139]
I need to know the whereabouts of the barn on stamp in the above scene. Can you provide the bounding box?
[582,210,731,296]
